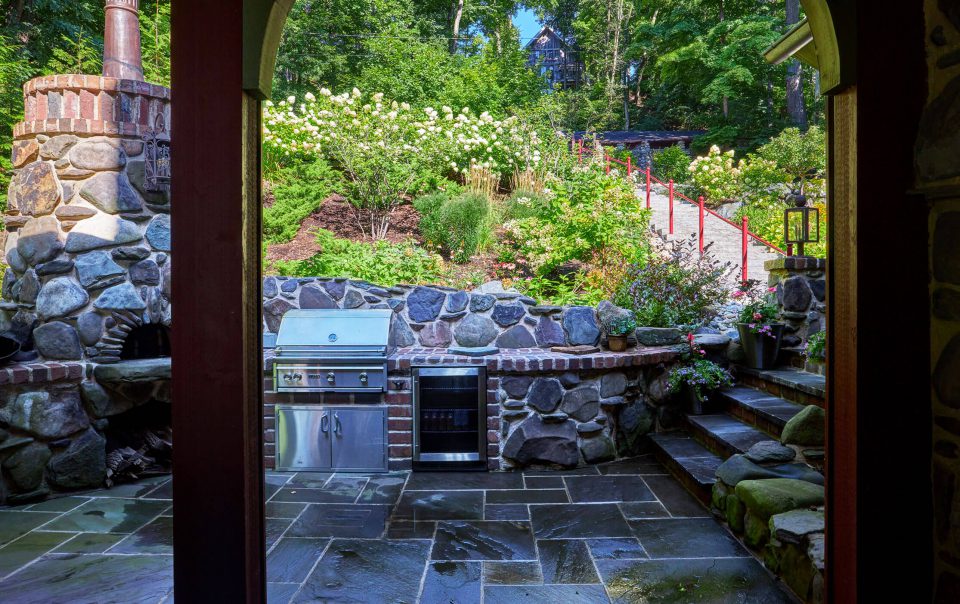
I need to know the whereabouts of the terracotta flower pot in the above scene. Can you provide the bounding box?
[607,334,629,352]
[737,323,785,369]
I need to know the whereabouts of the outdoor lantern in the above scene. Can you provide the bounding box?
[144,113,171,193]
[783,191,819,256]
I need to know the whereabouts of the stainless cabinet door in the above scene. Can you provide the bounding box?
[276,406,332,471]
[330,407,387,472]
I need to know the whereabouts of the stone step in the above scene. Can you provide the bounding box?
[685,413,775,459]
[717,386,805,438]
[648,432,723,505]
[733,365,826,408]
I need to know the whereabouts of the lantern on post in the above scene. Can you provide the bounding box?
[783,192,819,256]
[144,113,171,193]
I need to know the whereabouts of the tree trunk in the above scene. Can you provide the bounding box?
[719,0,728,119]
[785,0,808,128]
[449,0,464,54]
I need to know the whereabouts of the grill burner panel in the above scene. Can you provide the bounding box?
[272,309,394,394]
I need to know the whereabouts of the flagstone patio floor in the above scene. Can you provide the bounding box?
[0,455,796,603]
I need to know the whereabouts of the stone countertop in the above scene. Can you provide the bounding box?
[0,361,86,385]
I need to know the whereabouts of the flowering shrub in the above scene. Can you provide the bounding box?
[668,334,733,399]
[803,330,826,361]
[620,234,735,329]
[733,279,780,335]
[688,145,741,203]
[263,89,561,239]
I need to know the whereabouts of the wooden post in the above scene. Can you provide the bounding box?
[698,196,705,254]
[645,166,651,209]
[741,216,749,283]
[668,179,674,235]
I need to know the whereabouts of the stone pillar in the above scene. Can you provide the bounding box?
[103,0,144,81]
[3,75,171,362]
[764,257,826,348]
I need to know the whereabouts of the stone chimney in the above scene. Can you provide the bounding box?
[103,0,144,81]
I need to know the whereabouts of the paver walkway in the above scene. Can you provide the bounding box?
[0,455,795,603]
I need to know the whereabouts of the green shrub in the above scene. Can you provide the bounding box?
[756,126,825,197]
[270,229,444,284]
[415,192,491,263]
[652,145,691,185]
[503,189,548,220]
[804,330,826,361]
[263,158,342,244]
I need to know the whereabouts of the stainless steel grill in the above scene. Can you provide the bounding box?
[272,309,394,393]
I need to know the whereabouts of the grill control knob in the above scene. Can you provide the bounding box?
[326,372,336,384]
[359,372,368,383]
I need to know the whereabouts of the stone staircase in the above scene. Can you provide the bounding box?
[640,184,783,285]
[649,366,825,505]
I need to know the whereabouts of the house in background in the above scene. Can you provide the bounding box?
[525,25,583,89]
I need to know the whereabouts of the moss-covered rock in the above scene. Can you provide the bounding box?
[726,493,746,533]
[712,481,729,512]
[735,478,825,521]
[780,405,825,446]
[744,511,769,548]
[780,542,817,601]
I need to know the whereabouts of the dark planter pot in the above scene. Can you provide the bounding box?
[607,334,629,352]
[736,323,784,369]
[683,383,719,415]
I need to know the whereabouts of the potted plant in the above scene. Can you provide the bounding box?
[803,330,826,375]
[733,280,784,369]
[668,334,734,414]
[605,315,637,352]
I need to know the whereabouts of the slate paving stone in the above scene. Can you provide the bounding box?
[143,478,173,500]
[110,516,173,554]
[39,499,168,534]
[287,504,389,539]
[25,496,89,513]
[52,532,125,554]
[267,582,300,604]
[394,490,484,520]
[0,511,61,546]
[524,466,600,476]
[271,485,363,504]
[90,478,169,499]
[486,489,569,504]
[432,521,536,561]
[405,471,523,491]
[483,561,544,585]
[485,504,530,520]
[0,531,74,579]
[294,539,430,603]
[283,472,332,489]
[523,476,565,489]
[267,538,329,583]
[537,539,600,584]
[642,475,710,517]
[597,457,667,475]
[386,521,436,540]
[0,553,173,603]
[629,518,747,559]
[357,474,407,504]
[484,584,611,603]
[586,538,648,560]
[650,435,714,459]
[597,557,793,603]
[618,501,671,519]
[677,456,724,485]
[266,518,294,547]
[419,560,482,603]
[266,502,307,519]
[565,476,656,503]
[530,504,632,539]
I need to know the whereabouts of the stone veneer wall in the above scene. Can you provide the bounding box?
[764,257,826,349]
[263,277,611,349]
[2,75,172,362]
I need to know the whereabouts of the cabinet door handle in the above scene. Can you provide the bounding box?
[320,413,329,434]
[334,413,342,436]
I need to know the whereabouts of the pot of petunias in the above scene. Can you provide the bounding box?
[803,330,826,375]
[733,281,785,369]
[668,334,734,414]
[605,315,638,352]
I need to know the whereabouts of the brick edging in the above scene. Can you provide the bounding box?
[0,362,86,386]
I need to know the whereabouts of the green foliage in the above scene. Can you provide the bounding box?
[622,235,735,329]
[804,330,826,361]
[272,229,444,284]
[756,126,825,196]
[652,145,691,185]
[415,191,491,263]
[44,32,101,75]
[263,158,342,244]
[605,315,638,336]
[669,358,734,398]
[734,279,780,330]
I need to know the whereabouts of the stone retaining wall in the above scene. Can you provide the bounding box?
[764,257,826,348]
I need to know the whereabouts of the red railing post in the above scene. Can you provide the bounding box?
[626,156,632,177]
[577,140,583,164]
[698,196,705,254]
[605,154,610,174]
[668,179,675,235]
[645,166,651,209]
[741,216,749,283]
[787,243,794,257]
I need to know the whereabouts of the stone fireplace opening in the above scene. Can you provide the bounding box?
[121,323,172,360]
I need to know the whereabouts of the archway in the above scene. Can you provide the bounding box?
[170,1,935,602]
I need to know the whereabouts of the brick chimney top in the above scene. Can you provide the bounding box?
[103,0,144,81]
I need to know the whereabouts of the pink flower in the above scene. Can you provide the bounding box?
[732,290,745,298]
[687,333,695,343]
[753,312,762,320]
[767,287,777,293]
